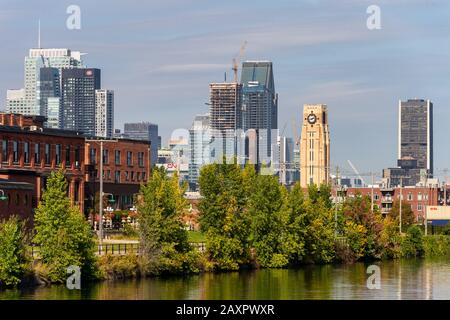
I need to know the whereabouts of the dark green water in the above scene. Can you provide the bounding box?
[1,258,450,300]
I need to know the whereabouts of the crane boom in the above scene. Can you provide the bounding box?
[232,41,247,82]
[347,160,367,186]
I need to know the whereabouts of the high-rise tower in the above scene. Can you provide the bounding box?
[61,68,100,135]
[300,104,330,187]
[398,99,433,175]
[240,61,278,165]
[208,82,242,162]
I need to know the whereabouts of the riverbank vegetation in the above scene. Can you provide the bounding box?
[1,165,450,288]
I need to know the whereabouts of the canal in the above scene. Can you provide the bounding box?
[1,258,449,299]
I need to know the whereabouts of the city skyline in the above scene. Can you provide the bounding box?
[2,1,450,178]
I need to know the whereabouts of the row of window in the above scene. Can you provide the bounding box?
[348,193,430,202]
[89,148,145,167]
[1,192,32,208]
[1,140,82,167]
[90,170,147,183]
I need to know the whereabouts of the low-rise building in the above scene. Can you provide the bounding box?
[84,138,151,216]
[0,113,86,222]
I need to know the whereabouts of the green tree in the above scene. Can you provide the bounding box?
[0,216,30,286]
[389,200,416,231]
[249,175,288,268]
[281,182,307,265]
[198,162,251,270]
[302,199,336,264]
[34,171,97,283]
[340,194,384,260]
[137,169,197,275]
[401,225,425,258]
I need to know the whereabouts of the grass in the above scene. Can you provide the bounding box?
[188,230,206,243]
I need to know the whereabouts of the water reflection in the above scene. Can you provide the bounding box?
[1,258,449,300]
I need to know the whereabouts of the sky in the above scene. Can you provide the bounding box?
[1,0,450,179]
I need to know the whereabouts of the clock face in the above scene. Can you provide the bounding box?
[307,113,317,124]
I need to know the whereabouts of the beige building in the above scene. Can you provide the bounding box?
[300,104,330,187]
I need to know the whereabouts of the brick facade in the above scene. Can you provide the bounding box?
[0,117,86,222]
[84,138,151,215]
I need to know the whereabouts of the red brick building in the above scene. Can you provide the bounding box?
[0,113,86,222]
[0,113,152,224]
[84,138,151,215]
[335,185,440,222]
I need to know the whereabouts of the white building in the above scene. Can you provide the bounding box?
[6,48,84,116]
[95,89,114,138]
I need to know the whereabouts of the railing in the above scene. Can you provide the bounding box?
[31,242,207,259]
[97,243,140,256]
[334,236,348,248]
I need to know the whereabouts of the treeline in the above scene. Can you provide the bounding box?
[1,165,450,287]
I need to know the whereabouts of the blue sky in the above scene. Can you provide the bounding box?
[1,0,450,178]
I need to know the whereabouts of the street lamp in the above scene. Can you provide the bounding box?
[0,189,8,201]
[86,138,118,245]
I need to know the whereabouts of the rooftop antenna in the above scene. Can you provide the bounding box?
[38,19,41,49]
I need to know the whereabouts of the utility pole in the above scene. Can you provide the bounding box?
[99,141,104,244]
[444,168,448,206]
[86,138,118,245]
[335,166,339,238]
[371,171,374,213]
[399,176,403,234]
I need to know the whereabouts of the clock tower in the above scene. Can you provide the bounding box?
[299,104,330,188]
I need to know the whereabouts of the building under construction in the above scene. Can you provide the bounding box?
[209,82,242,161]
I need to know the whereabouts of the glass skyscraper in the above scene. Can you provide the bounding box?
[398,99,433,174]
[61,68,101,136]
[188,114,211,190]
[240,61,278,165]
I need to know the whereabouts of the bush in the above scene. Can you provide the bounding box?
[0,216,30,286]
[98,254,141,280]
[442,224,450,236]
[423,235,450,257]
[401,225,425,258]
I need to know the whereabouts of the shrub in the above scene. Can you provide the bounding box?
[97,254,141,280]
[423,235,450,257]
[401,225,425,258]
[0,216,30,286]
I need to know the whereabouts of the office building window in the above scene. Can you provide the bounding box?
[12,141,19,163]
[115,171,121,183]
[90,148,96,164]
[34,143,40,164]
[23,142,30,164]
[115,150,121,165]
[55,144,62,165]
[103,149,109,164]
[131,171,135,181]
[75,146,81,168]
[127,151,133,166]
[2,140,7,163]
[125,171,129,181]
[45,144,51,165]
[138,152,144,167]
[65,145,71,166]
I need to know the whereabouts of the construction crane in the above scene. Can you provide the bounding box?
[232,41,247,82]
[291,119,300,147]
[347,160,367,186]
